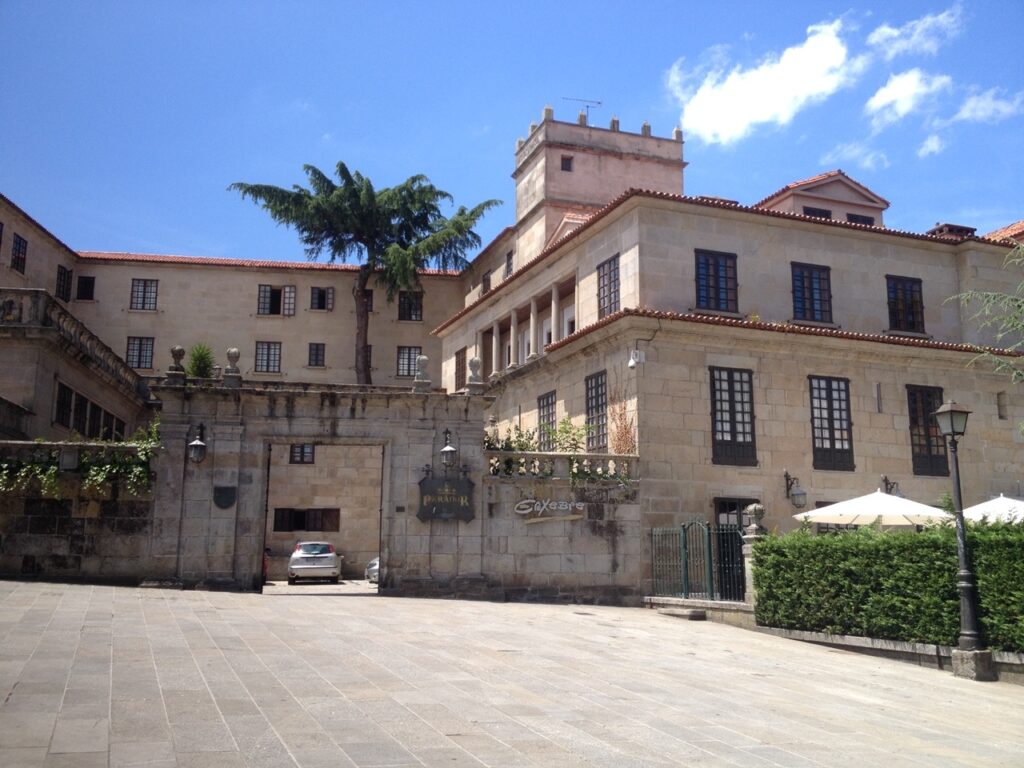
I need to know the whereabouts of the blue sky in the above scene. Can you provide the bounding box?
[1,1,1021,263]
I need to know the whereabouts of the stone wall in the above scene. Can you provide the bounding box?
[0,482,156,583]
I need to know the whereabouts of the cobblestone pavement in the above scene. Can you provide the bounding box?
[0,580,1021,767]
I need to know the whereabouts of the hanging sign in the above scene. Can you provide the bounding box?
[417,476,475,522]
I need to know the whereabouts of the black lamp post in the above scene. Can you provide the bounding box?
[931,400,983,652]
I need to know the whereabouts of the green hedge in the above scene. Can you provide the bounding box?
[752,524,1024,652]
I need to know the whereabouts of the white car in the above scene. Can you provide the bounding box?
[287,541,342,584]
[365,556,379,584]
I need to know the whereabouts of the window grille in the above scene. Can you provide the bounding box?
[308,343,325,367]
[887,276,925,333]
[538,391,557,451]
[710,367,757,466]
[907,385,948,476]
[695,250,737,312]
[454,347,467,391]
[397,346,421,377]
[289,444,315,464]
[76,276,95,300]
[255,341,281,372]
[11,234,27,273]
[585,371,608,452]
[597,254,620,319]
[126,336,154,369]
[310,286,334,310]
[130,278,158,310]
[55,265,72,302]
[398,291,423,321]
[809,376,854,471]
[791,263,832,323]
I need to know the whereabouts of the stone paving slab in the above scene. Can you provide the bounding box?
[0,579,1022,767]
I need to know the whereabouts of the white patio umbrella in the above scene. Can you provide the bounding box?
[963,494,1024,523]
[793,489,952,527]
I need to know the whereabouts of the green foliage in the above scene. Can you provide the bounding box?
[0,450,60,496]
[230,162,499,385]
[186,343,216,378]
[547,417,591,453]
[753,524,1024,652]
[80,420,161,496]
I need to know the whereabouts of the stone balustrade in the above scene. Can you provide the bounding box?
[484,450,639,483]
[0,288,144,397]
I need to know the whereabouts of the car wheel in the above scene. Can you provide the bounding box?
[288,577,296,585]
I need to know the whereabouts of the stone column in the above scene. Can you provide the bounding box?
[549,286,560,345]
[527,298,539,361]
[741,503,766,607]
[490,321,501,380]
[508,311,519,368]
[475,329,484,364]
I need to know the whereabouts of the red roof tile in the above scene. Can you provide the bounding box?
[76,251,460,276]
[545,307,1020,357]
[985,220,1024,242]
[432,187,1006,335]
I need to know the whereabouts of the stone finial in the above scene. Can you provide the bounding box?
[169,345,185,372]
[412,354,431,394]
[578,110,587,126]
[743,503,766,537]
[225,347,240,374]
[542,105,554,121]
[528,123,537,134]
[516,138,525,151]
[641,121,652,137]
[610,116,620,132]
[466,356,485,395]
[673,126,683,142]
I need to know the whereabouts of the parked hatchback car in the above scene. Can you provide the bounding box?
[365,556,379,584]
[287,541,342,584]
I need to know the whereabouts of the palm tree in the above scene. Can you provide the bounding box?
[230,162,498,385]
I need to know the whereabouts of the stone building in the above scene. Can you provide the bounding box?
[0,106,1021,597]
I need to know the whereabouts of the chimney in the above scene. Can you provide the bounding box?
[927,222,977,239]
[641,121,651,137]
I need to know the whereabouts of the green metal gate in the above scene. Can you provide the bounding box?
[651,522,745,601]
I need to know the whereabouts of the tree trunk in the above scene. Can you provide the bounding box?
[353,266,372,386]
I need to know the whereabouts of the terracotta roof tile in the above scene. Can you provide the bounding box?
[545,307,1021,357]
[76,251,460,276]
[432,188,1006,335]
[984,220,1024,242]
[753,169,891,208]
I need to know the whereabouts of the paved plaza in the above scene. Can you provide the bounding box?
[0,580,1021,767]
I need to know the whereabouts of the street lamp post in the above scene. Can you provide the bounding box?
[931,400,995,680]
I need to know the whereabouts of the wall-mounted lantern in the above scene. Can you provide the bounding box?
[783,470,807,509]
[881,475,903,497]
[440,428,458,473]
[187,423,207,464]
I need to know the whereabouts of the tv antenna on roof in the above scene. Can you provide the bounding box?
[562,97,602,121]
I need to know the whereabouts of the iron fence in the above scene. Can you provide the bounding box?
[651,522,745,601]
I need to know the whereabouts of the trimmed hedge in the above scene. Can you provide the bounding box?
[752,524,1024,652]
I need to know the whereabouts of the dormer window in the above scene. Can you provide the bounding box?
[847,213,875,226]
[481,270,492,294]
[803,206,832,219]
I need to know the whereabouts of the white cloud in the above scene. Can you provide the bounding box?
[667,20,866,145]
[917,134,946,157]
[867,5,963,60]
[951,88,1024,123]
[864,69,952,131]
[821,141,890,171]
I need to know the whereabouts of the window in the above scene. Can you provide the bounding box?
[846,213,875,226]
[289,443,315,464]
[454,347,467,391]
[538,391,557,451]
[481,271,492,294]
[803,206,832,219]
[504,251,513,278]
[308,342,325,367]
[809,376,854,471]
[710,367,757,466]
[130,278,158,310]
[255,341,281,373]
[597,254,620,319]
[363,289,374,312]
[791,263,833,323]
[310,286,334,310]
[126,337,155,369]
[55,265,72,302]
[398,291,423,321]
[907,385,948,476]
[561,155,574,172]
[76,276,95,301]
[53,381,124,439]
[695,250,737,312]
[585,370,608,452]
[397,346,421,377]
[11,234,27,274]
[887,276,924,333]
[273,508,340,532]
[997,391,1008,420]
[257,284,296,316]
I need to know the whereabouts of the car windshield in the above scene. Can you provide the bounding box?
[297,543,331,555]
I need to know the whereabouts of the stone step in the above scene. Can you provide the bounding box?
[658,608,706,621]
